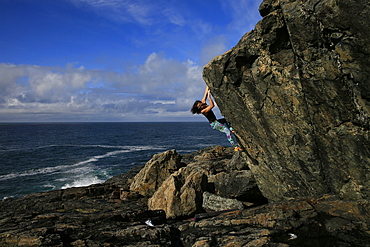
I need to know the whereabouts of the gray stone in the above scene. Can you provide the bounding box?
[202,192,244,212]
[211,170,255,198]
[148,167,208,219]
[130,149,181,197]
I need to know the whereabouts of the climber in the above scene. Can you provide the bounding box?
[191,86,242,151]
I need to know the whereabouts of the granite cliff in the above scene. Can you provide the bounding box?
[203,0,370,202]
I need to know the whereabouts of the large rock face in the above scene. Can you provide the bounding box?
[147,146,258,218]
[130,149,182,197]
[203,0,370,201]
[148,166,208,219]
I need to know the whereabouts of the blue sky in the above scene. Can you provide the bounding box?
[0,0,262,122]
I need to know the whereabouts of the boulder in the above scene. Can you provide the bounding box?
[202,192,244,212]
[210,170,255,198]
[148,167,208,219]
[130,149,181,197]
[203,0,370,202]
[209,170,267,205]
[146,146,260,219]
[225,150,249,170]
[147,146,268,219]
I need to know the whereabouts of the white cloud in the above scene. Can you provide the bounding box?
[0,1,264,122]
[0,53,205,122]
[186,0,262,66]
[165,9,186,26]
[69,0,182,26]
[28,70,92,101]
[200,35,228,66]
[221,0,262,36]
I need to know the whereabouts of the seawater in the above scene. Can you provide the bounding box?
[0,122,230,199]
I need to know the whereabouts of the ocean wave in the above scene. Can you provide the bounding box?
[0,144,164,152]
[0,122,211,200]
[0,145,163,181]
[0,166,65,181]
[43,184,57,190]
[61,175,105,189]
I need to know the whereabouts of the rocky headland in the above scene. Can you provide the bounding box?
[1,0,370,246]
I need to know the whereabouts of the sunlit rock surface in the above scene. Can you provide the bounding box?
[203,0,370,202]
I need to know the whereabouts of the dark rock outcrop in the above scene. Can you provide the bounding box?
[203,0,370,202]
[182,194,370,247]
[210,170,265,203]
[2,147,370,246]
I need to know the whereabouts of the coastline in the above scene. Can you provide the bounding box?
[1,146,369,246]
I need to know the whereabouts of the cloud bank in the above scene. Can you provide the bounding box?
[0,0,263,122]
[0,53,205,122]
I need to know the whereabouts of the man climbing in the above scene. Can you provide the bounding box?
[191,86,242,151]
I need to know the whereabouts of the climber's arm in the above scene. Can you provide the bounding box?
[201,86,209,103]
[201,90,215,113]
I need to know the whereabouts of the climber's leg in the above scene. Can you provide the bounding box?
[210,121,237,147]
[217,118,235,133]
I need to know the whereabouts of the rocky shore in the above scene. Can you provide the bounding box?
[1,146,370,246]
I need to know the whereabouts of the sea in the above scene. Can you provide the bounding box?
[0,122,230,200]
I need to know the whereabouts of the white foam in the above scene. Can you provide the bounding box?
[61,175,105,189]
[0,166,64,181]
[1,196,14,201]
[1,144,162,153]
[0,145,163,181]
[43,184,57,190]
